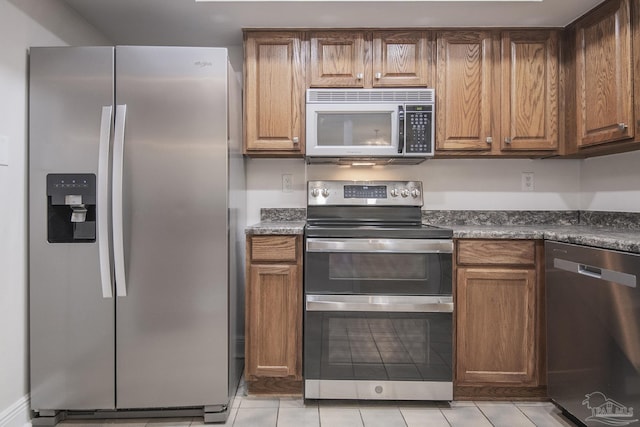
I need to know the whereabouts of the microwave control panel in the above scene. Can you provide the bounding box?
[405,105,433,154]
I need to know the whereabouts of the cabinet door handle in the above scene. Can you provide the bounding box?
[375,72,382,79]
[486,136,493,144]
[618,123,628,131]
[356,73,363,80]
[504,137,512,144]
[292,136,299,145]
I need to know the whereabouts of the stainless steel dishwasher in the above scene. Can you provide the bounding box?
[546,241,640,427]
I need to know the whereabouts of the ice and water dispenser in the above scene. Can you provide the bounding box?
[46,173,96,243]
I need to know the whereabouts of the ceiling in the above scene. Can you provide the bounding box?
[62,0,606,47]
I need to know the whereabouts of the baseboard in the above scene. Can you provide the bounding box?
[454,385,547,400]
[246,377,302,396]
[0,394,31,427]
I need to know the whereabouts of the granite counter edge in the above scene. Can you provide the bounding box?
[445,225,640,254]
[245,221,306,235]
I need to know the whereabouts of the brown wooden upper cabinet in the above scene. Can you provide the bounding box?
[575,0,635,148]
[244,31,306,156]
[501,30,559,152]
[436,30,559,155]
[309,30,432,88]
[436,31,496,153]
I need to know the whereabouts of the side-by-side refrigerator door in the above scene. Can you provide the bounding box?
[29,46,116,411]
[114,46,230,409]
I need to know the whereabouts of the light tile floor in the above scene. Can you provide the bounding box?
[50,379,579,427]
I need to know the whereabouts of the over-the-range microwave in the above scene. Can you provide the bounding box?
[305,88,435,165]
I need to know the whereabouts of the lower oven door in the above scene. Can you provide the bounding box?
[304,295,453,400]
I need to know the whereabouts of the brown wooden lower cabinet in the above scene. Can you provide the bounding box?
[454,239,546,400]
[245,234,303,395]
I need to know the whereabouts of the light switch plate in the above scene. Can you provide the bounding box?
[0,135,8,166]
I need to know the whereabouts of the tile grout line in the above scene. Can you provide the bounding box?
[397,406,409,427]
[439,406,454,427]
[475,404,501,427]
[514,402,539,427]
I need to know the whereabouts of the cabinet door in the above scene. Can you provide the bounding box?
[244,32,305,155]
[576,0,634,147]
[436,31,496,152]
[309,31,367,87]
[501,30,558,151]
[372,31,432,87]
[246,264,301,379]
[456,267,537,385]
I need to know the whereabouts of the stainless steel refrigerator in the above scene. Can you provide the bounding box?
[29,46,245,424]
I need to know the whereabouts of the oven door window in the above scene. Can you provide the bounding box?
[304,311,452,382]
[305,251,452,295]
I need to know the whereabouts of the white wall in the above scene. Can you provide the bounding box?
[580,150,640,212]
[246,148,640,223]
[245,157,582,224]
[245,158,308,224]
[0,1,109,424]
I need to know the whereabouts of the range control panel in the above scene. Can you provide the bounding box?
[308,180,423,207]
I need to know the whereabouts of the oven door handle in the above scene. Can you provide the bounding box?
[305,295,453,313]
[305,238,453,254]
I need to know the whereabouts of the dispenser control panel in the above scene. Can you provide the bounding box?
[46,173,97,243]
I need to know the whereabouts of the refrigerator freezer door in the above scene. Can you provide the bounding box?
[29,47,116,410]
[114,46,230,408]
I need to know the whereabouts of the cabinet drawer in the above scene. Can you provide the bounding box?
[250,235,298,262]
[457,240,535,266]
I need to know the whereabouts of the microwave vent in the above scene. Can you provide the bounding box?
[307,89,434,104]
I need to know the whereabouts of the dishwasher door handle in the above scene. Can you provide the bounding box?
[554,258,637,288]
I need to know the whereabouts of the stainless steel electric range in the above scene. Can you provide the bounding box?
[304,180,454,401]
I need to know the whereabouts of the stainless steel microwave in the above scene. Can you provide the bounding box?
[305,88,435,164]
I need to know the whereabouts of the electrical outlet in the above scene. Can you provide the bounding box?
[282,173,293,193]
[521,172,534,192]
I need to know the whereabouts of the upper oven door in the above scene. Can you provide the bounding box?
[305,238,452,295]
[305,103,400,157]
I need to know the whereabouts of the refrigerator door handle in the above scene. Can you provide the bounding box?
[113,104,128,297]
[98,106,114,299]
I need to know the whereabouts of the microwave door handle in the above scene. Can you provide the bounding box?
[398,105,405,154]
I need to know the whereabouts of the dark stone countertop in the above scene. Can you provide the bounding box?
[438,224,640,254]
[245,208,640,253]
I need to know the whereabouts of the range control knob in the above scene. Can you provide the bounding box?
[390,189,399,197]
[321,188,330,198]
[400,189,409,198]
[411,189,421,198]
[311,188,320,197]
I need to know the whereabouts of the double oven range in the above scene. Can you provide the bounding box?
[304,181,454,401]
